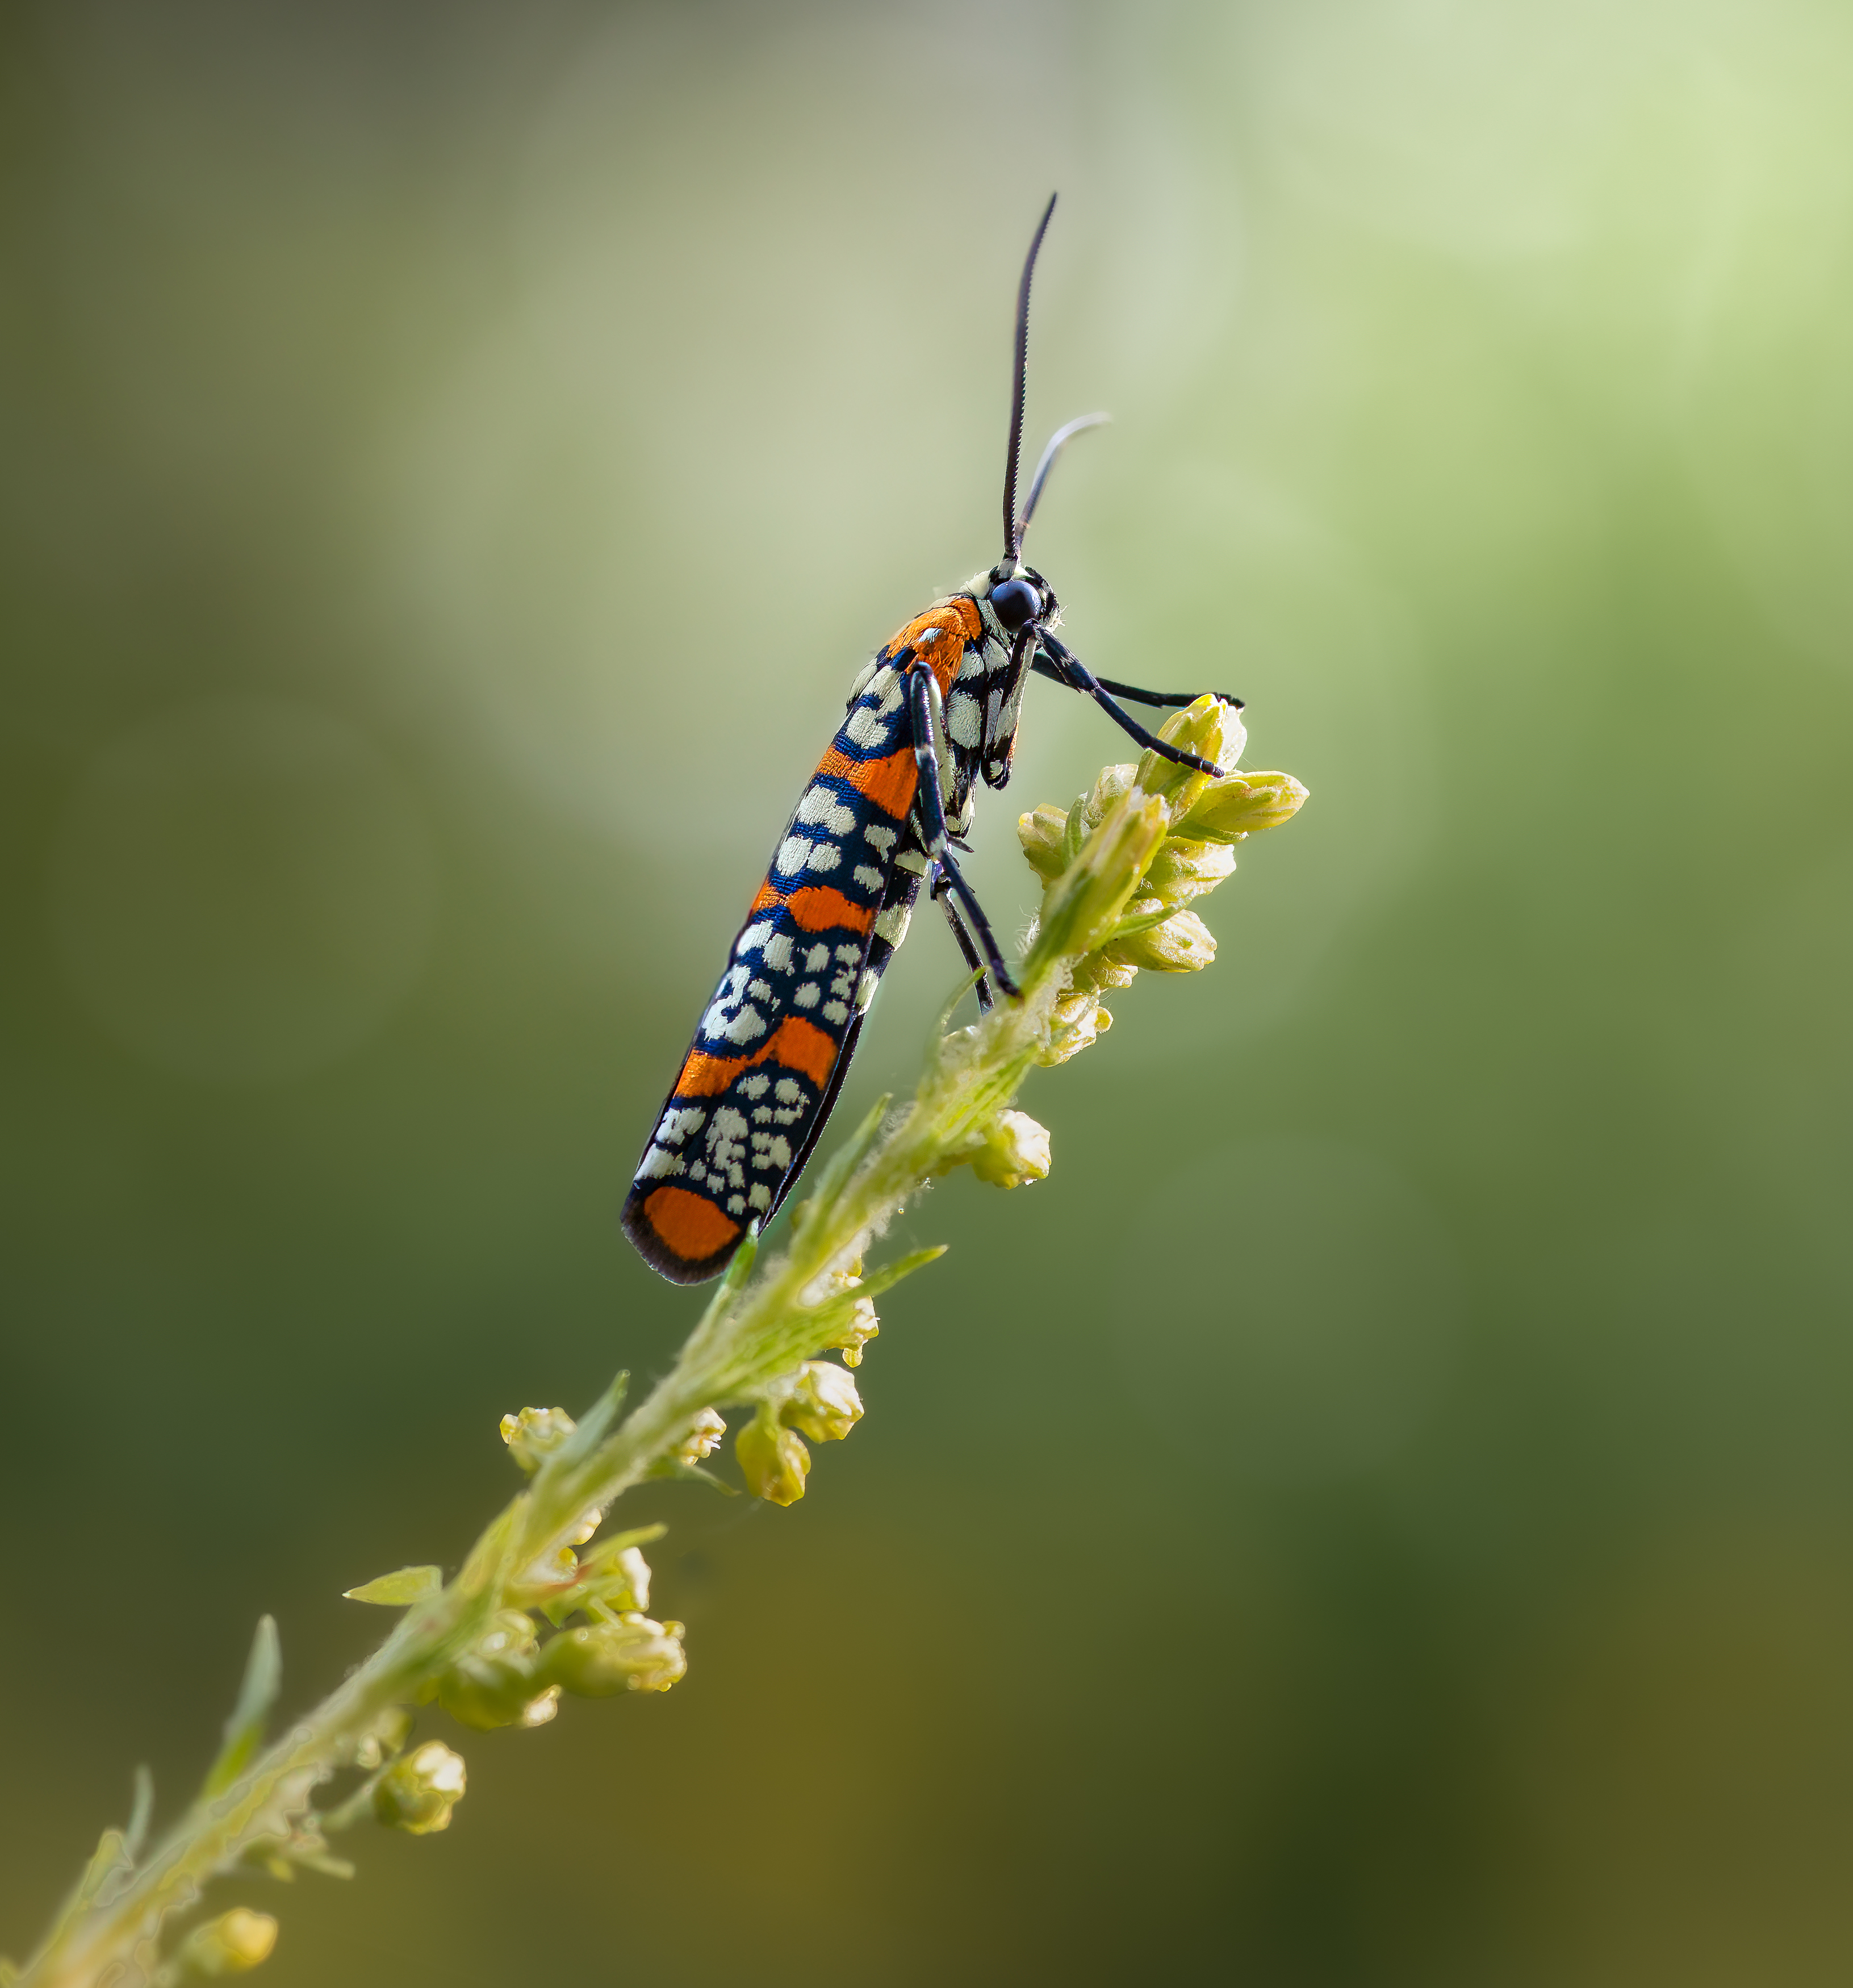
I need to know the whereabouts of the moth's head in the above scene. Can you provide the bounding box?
[978,562,1056,638]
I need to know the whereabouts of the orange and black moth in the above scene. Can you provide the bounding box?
[623,196,1243,1283]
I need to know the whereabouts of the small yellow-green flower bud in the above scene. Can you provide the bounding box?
[1144,836,1238,907]
[783,1361,864,1443]
[1134,695,1246,809]
[675,1408,726,1465]
[736,1416,810,1505]
[177,1908,278,1977]
[1017,803,1070,883]
[351,1707,413,1772]
[1068,956,1137,1001]
[584,1542,652,1613]
[1106,906,1217,973]
[1038,989,1111,1066]
[541,1613,688,1697]
[1080,762,1140,833]
[436,1610,554,1730]
[967,1109,1051,1189]
[499,1405,576,1473]
[374,1740,467,1835]
[823,1292,880,1366]
[567,1506,604,1547]
[1174,769,1308,843]
[1030,793,1167,967]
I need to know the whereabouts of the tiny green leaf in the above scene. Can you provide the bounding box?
[123,1765,153,1861]
[342,1566,442,1607]
[200,1616,282,1800]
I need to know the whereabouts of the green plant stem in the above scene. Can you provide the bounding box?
[20,904,1076,1988]
[17,700,1301,1988]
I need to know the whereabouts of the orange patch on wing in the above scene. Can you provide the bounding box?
[642,1185,741,1262]
[890,598,985,695]
[672,1014,847,1101]
[674,1048,751,1097]
[819,745,916,821]
[763,1013,840,1086]
[786,886,877,935]
[748,879,784,914]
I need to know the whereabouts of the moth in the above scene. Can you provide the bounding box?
[624,195,1238,1283]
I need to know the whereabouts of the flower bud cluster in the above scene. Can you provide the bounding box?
[675,1407,727,1465]
[498,1405,576,1473]
[1018,698,1306,1064]
[534,1531,660,1627]
[374,1740,467,1836]
[435,1610,559,1732]
[538,1613,688,1696]
[815,1257,880,1367]
[736,1357,866,1505]
[932,1108,1052,1191]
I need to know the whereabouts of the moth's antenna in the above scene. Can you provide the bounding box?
[1020,412,1110,540]
[1003,193,1059,563]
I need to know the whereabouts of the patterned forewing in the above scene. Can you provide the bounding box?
[623,650,927,1282]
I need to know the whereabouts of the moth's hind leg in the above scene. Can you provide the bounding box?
[905,662,1022,999]
[931,864,995,1013]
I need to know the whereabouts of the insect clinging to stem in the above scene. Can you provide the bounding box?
[622,194,1244,1284]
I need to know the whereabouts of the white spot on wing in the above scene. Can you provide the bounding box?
[656,1106,706,1145]
[806,841,841,874]
[720,1006,767,1045]
[793,982,821,1008]
[844,704,891,750]
[797,787,856,836]
[762,933,793,972]
[863,824,896,854]
[822,1000,850,1024]
[775,835,810,876]
[947,692,982,749]
[637,1144,685,1181]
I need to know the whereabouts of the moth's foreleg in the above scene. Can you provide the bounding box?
[931,863,995,1013]
[1036,634,1229,776]
[905,664,1021,1000]
[1031,658,1245,712]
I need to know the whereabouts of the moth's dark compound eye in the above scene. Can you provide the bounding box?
[990,577,1040,631]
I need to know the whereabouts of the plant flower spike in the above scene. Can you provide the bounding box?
[5,197,1305,1988]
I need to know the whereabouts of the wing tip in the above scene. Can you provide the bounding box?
[621,1187,743,1286]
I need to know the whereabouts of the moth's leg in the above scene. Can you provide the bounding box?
[1030,657,1245,711]
[905,663,1020,999]
[1036,634,1228,776]
[931,863,995,1013]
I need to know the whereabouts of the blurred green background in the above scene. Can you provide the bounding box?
[5,0,1853,1980]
